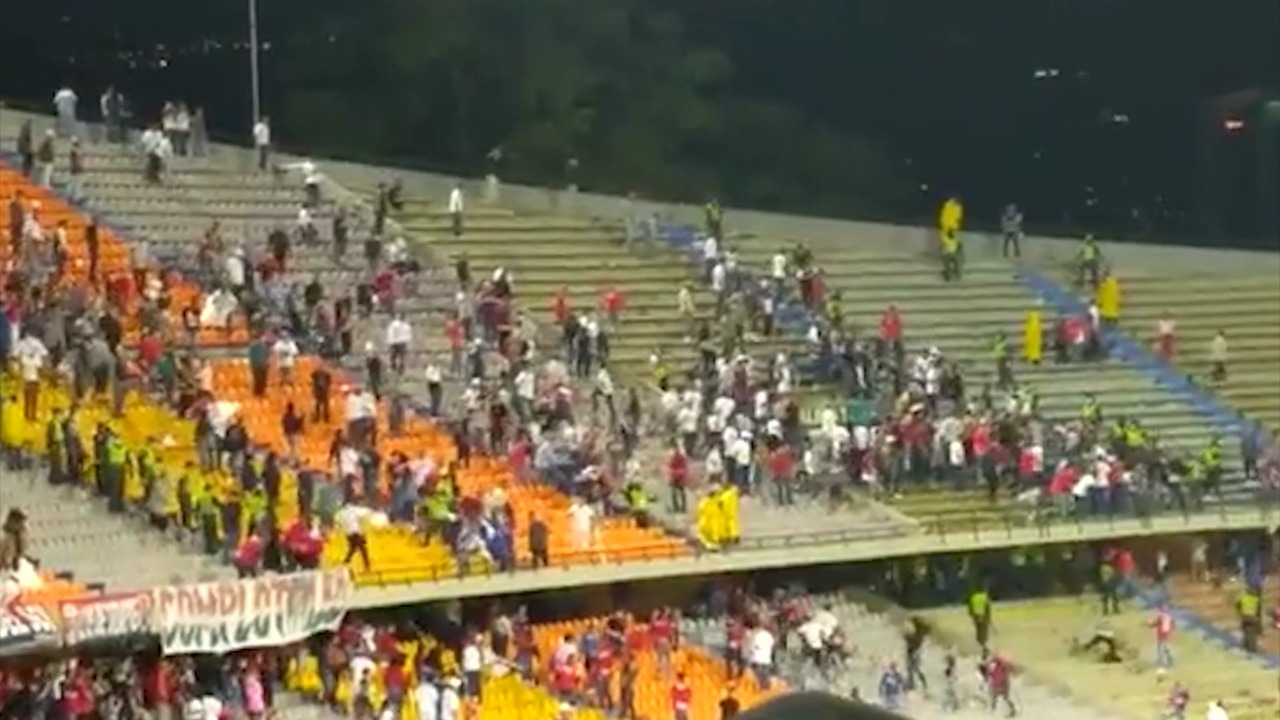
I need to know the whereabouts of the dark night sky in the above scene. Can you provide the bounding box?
[1,0,1276,240]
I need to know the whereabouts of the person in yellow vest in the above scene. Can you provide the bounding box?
[696,491,720,550]
[1237,586,1262,652]
[939,196,964,237]
[938,196,964,281]
[1077,234,1102,288]
[1096,273,1121,327]
[717,483,740,544]
[1022,305,1043,364]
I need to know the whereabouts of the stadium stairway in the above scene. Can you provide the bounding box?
[921,597,1278,720]
[1,461,232,592]
[681,594,1122,720]
[374,196,812,384]
[1058,265,1280,437]
[723,236,1247,529]
[355,192,922,547]
[0,117,693,583]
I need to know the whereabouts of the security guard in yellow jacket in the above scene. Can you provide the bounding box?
[1238,587,1262,652]
[1077,234,1101,288]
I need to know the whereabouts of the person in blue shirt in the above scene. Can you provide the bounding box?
[878,663,905,710]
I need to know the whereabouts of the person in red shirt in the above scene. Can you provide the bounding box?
[985,652,1016,717]
[552,286,571,326]
[880,304,904,365]
[591,640,616,710]
[601,285,625,325]
[650,609,675,676]
[551,655,582,703]
[136,331,164,372]
[1150,605,1175,673]
[234,532,265,577]
[63,662,96,719]
[767,444,795,506]
[509,437,532,481]
[444,313,464,375]
[667,445,690,513]
[284,517,324,569]
[383,655,407,707]
[671,672,693,720]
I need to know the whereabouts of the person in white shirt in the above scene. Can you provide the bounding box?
[448,184,465,237]
[272,333,300,385]
[701,235,719,280]
[1209,330,1229,382]
[14,333,49,421]
[770,249,788,290]
[223,246,247,291]
[53,86,78,137]
[140,125,171,183]
[568,497,595,553]
[710,260,726,295]
[385,314,412,374]
[748,626,775,689]
[594,367,615,421]
[424,361,444,416]
[1206,700,1230,720]
[335,503,371,570]
[460,637,484,699]
[514,368,536,421]
[185,691,222,717]
[438,677,462,720]
[414,679,440,720]
[798,618,829,669]
[253,116,271,170]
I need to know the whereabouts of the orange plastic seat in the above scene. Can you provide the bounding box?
[15,570,91,604]
[5,162,692,584]
[3,168,240,348]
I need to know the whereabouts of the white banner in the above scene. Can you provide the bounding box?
[150,569,352,655]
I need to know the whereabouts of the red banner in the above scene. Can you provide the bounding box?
[59,593,152,646]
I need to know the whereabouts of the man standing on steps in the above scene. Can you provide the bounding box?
[448,183,465,238]
[424,358,444,417]
[248,333,269,398]
[385,313,412,375]
[253,116,271,171]
[938,195,964,280]
[992,331,1012,389]
[53,85,79,138]
[1208,330,1229,383]
[1077,234,1102,289]
[1000,204,1023,258]
[940,226,961,281]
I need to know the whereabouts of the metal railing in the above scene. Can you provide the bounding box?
[351,492,1279,586]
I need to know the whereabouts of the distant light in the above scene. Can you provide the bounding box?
[1223,118,1245,132]
[1032,68,1060,80]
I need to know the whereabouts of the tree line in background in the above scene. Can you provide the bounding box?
[268,0,914,220]
[2,0,1277,238]
[1,0,915,221]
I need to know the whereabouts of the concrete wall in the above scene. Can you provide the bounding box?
[5,106,1277,274]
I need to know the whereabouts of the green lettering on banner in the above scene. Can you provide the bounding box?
[151,569,353,655]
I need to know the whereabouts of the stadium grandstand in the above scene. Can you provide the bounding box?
[0,98,1277,720]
